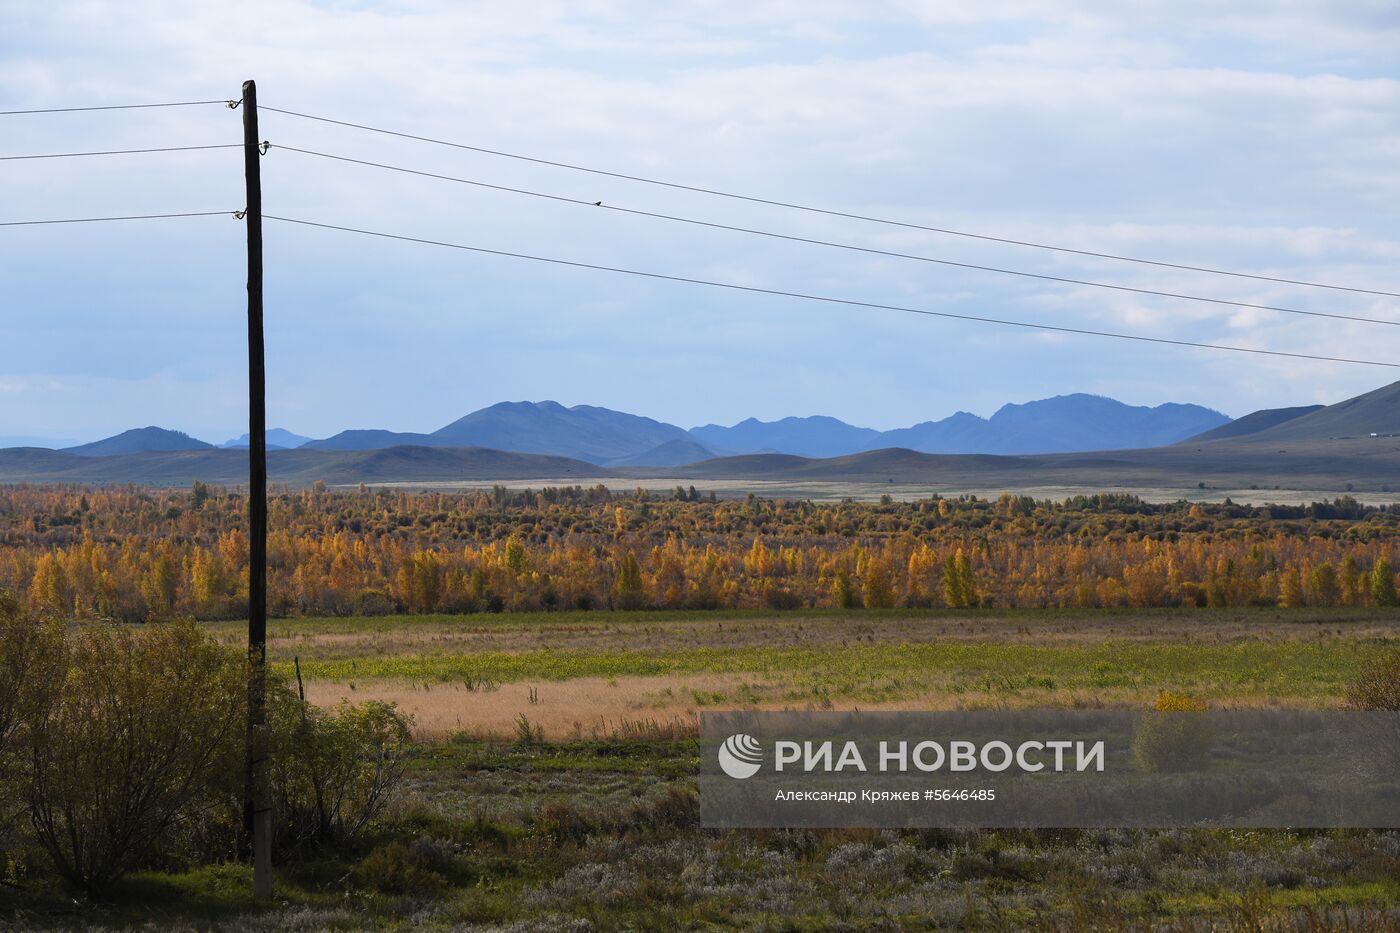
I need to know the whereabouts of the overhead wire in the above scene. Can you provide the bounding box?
[1,99,1392,365]
[0,144,243,161]
[261,214,1400,369]
[0,211,234,227]
[0,100,234,115]
[267,143,1400,330]
[259,105,1400,300]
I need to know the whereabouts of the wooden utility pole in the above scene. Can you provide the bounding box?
[241,78,272,902]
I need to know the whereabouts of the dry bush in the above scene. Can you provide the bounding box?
[1346,650,1400,711]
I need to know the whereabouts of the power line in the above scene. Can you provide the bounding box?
[260,105,1400,300]
[0,100,233,115]
[270,144,1400,331]
[262,214,1400,370]
[0,143,243,161]
[0,211,234,227]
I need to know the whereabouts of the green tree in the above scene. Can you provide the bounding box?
[1309,562,1341,607]
[503,535,529,574]
[1373,558,1398,608]
[832,568,860,610]
[1278,569,1305,608]
[142,552,180,619]
[396,552,445,614]
[943,548,977,608]
[612,551,646,610]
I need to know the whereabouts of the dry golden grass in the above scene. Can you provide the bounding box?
[303,675,714,740]
[304,674,1344,740]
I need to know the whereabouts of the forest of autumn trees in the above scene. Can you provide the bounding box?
[1,482,1397,621]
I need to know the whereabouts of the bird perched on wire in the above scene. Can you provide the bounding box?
[593,200,602,206]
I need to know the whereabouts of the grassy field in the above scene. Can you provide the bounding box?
[205,607,1400,739]
[8,607,1400,930]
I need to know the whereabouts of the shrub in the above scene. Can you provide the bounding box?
[764,586,802,610]
[0,592,65,821]
[267,687,412,852]
[352,588,398,616]
[351,840,447,895]
[0,607,414,891]
[538,799,597,846]
[24,619,244,895]
[1347,650,1400,711]
[1132,691,1214,773]
[513,713,544,745]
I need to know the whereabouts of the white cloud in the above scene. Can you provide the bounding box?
[0,1,1396,436]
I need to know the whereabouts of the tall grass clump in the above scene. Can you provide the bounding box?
[1132,691,1214,773]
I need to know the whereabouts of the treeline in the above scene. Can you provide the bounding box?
[0,483,1397,620]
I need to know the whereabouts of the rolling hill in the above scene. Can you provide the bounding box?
[1221,381,1400,443]
[605,438,719,467]
[303,401,694,462]
[64,427,213,457]
[431,401,691,461]
[302,429,440,451]
[0,445,597,486]
[642,436,1400,491]
[1185,405,1324,443]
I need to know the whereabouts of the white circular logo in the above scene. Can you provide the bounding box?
[718,733,763,779]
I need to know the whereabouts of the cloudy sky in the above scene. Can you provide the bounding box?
[2,1,1398,445]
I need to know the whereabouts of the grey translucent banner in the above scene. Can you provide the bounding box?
[700,710,1400,828]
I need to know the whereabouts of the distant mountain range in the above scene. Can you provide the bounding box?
[695,395,1227,458]
[220,429,315,450]
[0,381,1396,491]
[28,394,1230,466]
[690,415,881,459]
[0,434,80,449]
